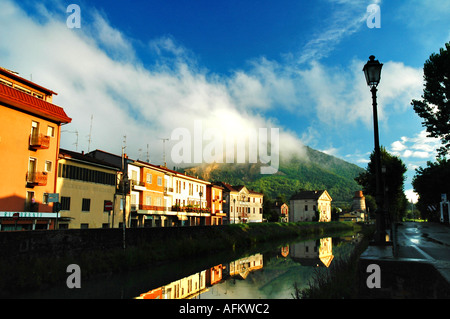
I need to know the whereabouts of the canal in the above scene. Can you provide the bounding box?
[15,230,363,299]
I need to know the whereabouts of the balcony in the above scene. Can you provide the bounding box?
[139,204,166,211]
[27,171,48,186]
[29,133,50,149]
[131,179,146,191]
[164,187,173,195]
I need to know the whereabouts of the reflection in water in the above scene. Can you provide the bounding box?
[136,235,361,299]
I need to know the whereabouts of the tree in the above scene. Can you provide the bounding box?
[355,147,408,222]
[411,42,450,158]
[412,158,450,222]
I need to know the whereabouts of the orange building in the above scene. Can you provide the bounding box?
[0,67,71,230]
[206,183,226,225]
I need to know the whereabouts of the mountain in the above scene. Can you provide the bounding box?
[183,146,365,206]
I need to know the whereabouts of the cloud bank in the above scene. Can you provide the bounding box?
[0,0,428,173]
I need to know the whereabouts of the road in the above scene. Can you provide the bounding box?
[359,221,450,298]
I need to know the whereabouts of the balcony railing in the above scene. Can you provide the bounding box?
[139,204,166,211]
[171,205,211,214]
[26,171,48,186]
[29,133,50,149]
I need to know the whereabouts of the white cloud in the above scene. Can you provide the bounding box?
[0,0,306,168]
[390,129,440,159]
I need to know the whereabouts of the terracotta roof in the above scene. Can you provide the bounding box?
[0,83,71,123]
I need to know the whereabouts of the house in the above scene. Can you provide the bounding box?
[56,149,120,229]
[289,190,332,222]
[0,67,71,230]
[270,202,289,222]
[206,183,226,225]
[217,182,263,224]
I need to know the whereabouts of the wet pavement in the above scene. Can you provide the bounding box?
[358,222,450,298]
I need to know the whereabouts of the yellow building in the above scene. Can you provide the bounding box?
[56,149,120,229]
[289,190,332,222]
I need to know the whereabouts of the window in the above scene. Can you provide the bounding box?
[47,126,55,137]
[80,223,89,229]
[43,193,49,205]
[61,196,71,210]
[305,205,308,211]
[146,173,152,183]
[31,121,39,137]
[45,161,52,172]
[157,176,162,186]
[82,198,91,212]
[146,196,152,205]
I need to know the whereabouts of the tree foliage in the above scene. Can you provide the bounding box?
[412,158,450,221]
[355,147,408,221]
[411,42,450,158]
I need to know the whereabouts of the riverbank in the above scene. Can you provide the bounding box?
[0,221,358,297]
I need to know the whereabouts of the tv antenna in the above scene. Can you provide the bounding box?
[87,114,93,152]
[159,137,169,167]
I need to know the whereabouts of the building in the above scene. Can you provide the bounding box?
[289,190,332,222]
[0,67,71,230]
[170,169,211,226]
[207,183,226,225]
[218,182,264,224]
[339,191,367,222]
[56,149,120,229]
[133,160,174,227]
[270,202,289,222]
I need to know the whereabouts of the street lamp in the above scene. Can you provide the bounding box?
[233,198,236,224]
[363,55,386,244]
[199,191,203,226]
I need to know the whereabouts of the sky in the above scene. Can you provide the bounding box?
[1,0,449,202]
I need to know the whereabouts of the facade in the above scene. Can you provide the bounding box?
[0,67,71,230]
[270,202,289,222]
[56,149,120,229]
[170,169,211,226]
[289,190,332,222]
[133,160,172,227]
[219,182,263,224]
[339,191,367,222]
[206,183,226,225]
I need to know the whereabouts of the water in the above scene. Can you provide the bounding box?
[16,232,362,299]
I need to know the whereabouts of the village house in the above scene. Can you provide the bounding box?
[56,149,120,229]
[218,182,264,224]
[289,190,332,222]
[270,201,289,222]
[0,67,71,230]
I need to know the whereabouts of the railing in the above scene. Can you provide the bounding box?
[171,206,211,214]
[131,179,145,189]
[29,133,50,149]
[26,171,48,186]
[139,204,166,211]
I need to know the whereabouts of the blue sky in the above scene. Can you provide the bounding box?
[1,0,449,201]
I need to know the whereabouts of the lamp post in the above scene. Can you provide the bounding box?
[199,191,203,226]
[363,55,386,244]
[233,198,236,224]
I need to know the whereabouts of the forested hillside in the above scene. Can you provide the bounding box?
[183,146,365,206]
